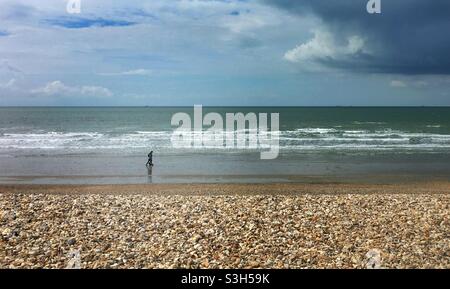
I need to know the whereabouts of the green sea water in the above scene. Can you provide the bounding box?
[0,107,450,184]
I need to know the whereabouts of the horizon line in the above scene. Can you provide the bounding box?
[1,105,450,108]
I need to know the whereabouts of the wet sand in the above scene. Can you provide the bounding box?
[1,182,449,268]
[1,181,450,195]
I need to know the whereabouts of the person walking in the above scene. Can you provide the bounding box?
[146,151,154,167]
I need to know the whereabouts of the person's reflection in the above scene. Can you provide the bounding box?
[147,165,153,183]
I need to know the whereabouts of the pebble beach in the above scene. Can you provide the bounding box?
[0,183,449,269]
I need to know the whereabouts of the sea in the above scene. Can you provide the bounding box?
[1,107,450,184]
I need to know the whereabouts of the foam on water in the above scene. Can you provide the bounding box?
[1,127,450,155]
[0,107,449,156]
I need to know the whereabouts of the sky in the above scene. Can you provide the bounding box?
[0,0,449,106]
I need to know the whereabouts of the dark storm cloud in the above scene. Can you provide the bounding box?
[263,0,450,74]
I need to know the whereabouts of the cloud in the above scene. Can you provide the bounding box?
[284,30,366,68]
[390,80,407,88]
[31,81,112,97]
[0,30,10,37]
[121,69,152,75]
[0,3,37,21]
[264,0,450,75]
[99,69,152,76]
[222,12,268,33]
[44,17,135,29]
[125,8,158,20]
[0,60,23,75]
[0,79,16,89]
[237,36,263,49]
[80,86,113,97]
[0,61,23,88]
[414,80,429,88]
[31,81,73,95]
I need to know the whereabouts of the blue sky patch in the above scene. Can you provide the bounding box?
[45,17,136,29]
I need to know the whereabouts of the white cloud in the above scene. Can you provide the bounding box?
[32,80,74,95]
[99,69,152,76]
[80,85,113,97]
[221,12,269,34]
[122,69,152,76]
[284,30,365,66]
[390,80,407,88]
[31,80,113,97]
[0,78,16,89]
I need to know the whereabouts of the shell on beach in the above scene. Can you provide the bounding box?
[0,190,449,269]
